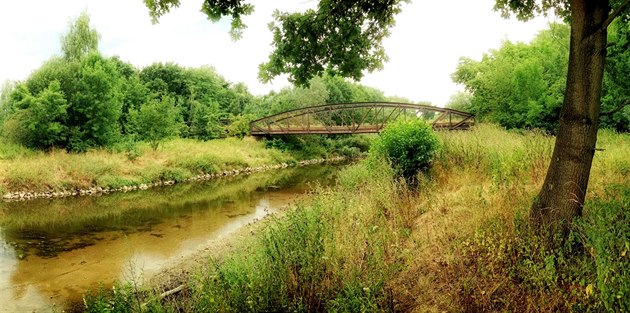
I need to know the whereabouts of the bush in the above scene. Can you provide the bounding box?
[226,114,255,138]
[369,119,439,181]
[128,96,181,150]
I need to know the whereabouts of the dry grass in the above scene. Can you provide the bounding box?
[0,137,293,192]
[392,124,629,312]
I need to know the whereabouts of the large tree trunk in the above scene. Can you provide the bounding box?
[530,0,609,233]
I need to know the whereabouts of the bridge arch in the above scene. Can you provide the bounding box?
[249,102,475,136]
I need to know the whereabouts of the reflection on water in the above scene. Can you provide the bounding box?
[0,163,344,312]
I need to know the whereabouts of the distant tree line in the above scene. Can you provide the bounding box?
[0,13,416,152]
[450,22,630,133]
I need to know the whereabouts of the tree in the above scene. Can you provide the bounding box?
[493,0,630,233]
[129,96,181,150]
[145,0,630,234]
[452,24,569,132]
[445,91,473,112]
[5,81,68,149]
[61,11,100,61]
[453,22,629,133]
[66,52,124,151]
[144,0,405,87]
[0,81,16,125]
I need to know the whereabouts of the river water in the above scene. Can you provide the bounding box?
[0,163,344,312]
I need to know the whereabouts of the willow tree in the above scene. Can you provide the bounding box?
[144,0,630,233]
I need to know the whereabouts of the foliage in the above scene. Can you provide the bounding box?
[370,119,439,181]
[601,19,630,132]
[452,23,569,132]
[581,186,630,312]
[264,133,374,160]
[4,13,124,152]
[453,22,630,133]
[493,0,630,23]
[225,114,255,138]
[144,0,253,39]
[5,81,68,150]
[323,75,386,103]
[445,91,473,112]
[249,75,388,122]
[0,80,16,126]
[139,63,252,140]
[128,96,180,150]
[66,52,124,151]
[258,0,405,86]
[459,184,630,312]
[60,11,100,61]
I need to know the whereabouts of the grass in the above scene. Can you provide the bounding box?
[81,124,629,312]
[0,137,295,192]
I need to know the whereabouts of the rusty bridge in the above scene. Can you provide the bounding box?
[249,102,475,136]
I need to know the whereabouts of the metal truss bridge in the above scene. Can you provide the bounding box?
[249,102,475,136]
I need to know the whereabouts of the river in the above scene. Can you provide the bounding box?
[0,162,345,312]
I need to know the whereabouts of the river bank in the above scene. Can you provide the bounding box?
[1,157,346,201]
[0,136,351,201]
[1,162,349,312]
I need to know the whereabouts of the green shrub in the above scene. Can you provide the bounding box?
[226,114,255,138]
[370,119,439,181]
[128,96,181,150]
[6,81,68,150]
[582,185,630,312]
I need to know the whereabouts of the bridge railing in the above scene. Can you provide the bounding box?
[250,102,475,136]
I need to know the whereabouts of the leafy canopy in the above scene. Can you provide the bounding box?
[144,0,406,87]
[128,96,181,150]
[452,24,570,132]
[143,0,253,39]
[61,11,100,61]
[452,22,630,132]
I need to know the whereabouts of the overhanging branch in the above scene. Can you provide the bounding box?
[603,0,630,29]
[601,99,630,116]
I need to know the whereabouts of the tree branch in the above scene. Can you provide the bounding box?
[601,99,630,116]
[603,0,630,29]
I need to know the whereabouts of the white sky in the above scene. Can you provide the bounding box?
[0,0,556,106]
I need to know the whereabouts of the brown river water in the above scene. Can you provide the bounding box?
[0,163,345,312]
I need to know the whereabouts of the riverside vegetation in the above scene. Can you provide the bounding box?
[0,12,393,197]
[84,124,629,312]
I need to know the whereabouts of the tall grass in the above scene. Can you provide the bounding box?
[83,124,629,312]
[426,125,630,312]
[0,137,294,192]
[183,158,416,312]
